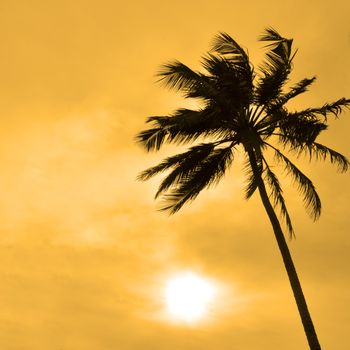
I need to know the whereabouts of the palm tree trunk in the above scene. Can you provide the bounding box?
[247,150,322,350]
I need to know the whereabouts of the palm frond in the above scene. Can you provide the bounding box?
[157,61,218,100]
[211,32,252,77]
[254,72,287,106]
[264,166,294,237]
[275,77,316,106]
[304,142,349,172]
[201,53,253,108]
[243,150,263,199]
[244,164,259,199]
[211,32,248,58]
[267,144,321,220]
[259,27,294,63]
[278,117,328,145]
[136,127,168,152]
[184,74,218,100]
[154,144,215,198]
[160,146,234,213]
[255,28,296,105]
[289,98,350,121]
[275,129,349,173]
[137,143,215,182]
[136,107,236,151]
[255,106,288,135]
[259,27,284,42]
[157,61,201,91]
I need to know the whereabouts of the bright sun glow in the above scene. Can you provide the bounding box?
[165,272,216,322]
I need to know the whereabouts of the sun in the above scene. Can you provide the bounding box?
[165,272,216,322]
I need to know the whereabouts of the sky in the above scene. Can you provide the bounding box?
[0,0,349,349]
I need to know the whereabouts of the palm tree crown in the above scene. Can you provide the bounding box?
[137,28,349,237]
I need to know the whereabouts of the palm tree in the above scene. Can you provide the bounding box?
[136,28,349,350]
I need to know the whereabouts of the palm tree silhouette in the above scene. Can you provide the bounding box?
[136,28,349,350]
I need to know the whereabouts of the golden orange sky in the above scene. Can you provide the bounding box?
[0,1,349,349]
